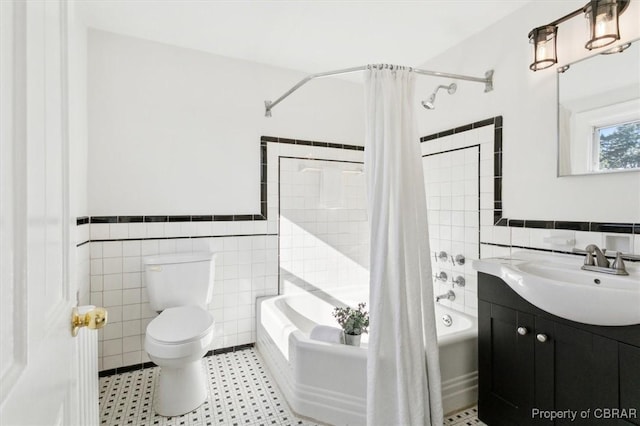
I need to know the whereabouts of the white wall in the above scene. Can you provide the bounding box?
[88,30,365,216]
[414,1,640,223]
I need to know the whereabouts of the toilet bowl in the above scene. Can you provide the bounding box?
[145,306,215,416]
[142,252,217,417]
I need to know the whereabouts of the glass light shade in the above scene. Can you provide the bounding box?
[529,25,558,71]
[584,0,620,50]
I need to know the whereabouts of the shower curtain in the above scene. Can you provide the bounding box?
[364,66,443,426]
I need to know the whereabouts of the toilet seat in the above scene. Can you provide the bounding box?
[145,306,214,362]
[147,306,214,344]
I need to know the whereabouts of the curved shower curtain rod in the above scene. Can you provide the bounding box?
[264,65,494,117]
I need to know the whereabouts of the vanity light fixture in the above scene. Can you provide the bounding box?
[529,25,558,71]
[528,0,630,71]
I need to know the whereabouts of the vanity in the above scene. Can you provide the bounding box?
[474,252,640,425]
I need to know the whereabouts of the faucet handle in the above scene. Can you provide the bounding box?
[433,271,448,282]
[612,252,627,273]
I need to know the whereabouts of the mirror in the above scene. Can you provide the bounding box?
[558,39,640,176]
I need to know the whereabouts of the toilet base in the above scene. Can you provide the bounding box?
[154,359,208,416]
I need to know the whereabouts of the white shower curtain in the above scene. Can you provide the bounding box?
[364,66,443,426]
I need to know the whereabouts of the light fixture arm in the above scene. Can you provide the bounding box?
[528,0,630,71]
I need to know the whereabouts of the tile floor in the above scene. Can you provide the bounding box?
[99,348,484,426]
[444,407,486,426]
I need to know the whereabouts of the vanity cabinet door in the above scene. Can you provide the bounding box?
[620,343,640,426]
[534,318,618,424]
[479,301,536,425]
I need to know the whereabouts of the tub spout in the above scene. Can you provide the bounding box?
[436,290,456,302]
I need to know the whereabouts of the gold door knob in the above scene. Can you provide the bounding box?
[71,306,108,337]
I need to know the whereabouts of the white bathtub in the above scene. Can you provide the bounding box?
[256,287,478,425]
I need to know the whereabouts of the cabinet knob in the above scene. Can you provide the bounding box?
[536,333,548,343]
[517,327,528,336]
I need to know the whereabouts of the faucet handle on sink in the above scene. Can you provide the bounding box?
[611,252,627,274]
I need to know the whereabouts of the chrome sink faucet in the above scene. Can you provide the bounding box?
[585,244,609,268]
[578,244,630,276]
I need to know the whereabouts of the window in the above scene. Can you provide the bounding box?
[593,120,640,171]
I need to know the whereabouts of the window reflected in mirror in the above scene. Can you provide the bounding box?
[558,39,640,176]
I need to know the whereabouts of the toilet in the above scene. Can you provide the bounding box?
[142,251,216,417]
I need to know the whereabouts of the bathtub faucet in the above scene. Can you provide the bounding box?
[435,290,456,302]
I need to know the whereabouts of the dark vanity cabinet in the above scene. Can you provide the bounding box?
[478,272,640,425]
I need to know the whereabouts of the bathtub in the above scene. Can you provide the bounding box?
[256,287,478,425]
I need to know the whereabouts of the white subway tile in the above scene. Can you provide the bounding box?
[164,223,182,238]
[122,304,141,321]
[109,224,128,239]
[103,322,122,340]
[103,274,123,291]
[90,224,110,240]
[103,290,122,307]
[123,272,141,289]
[103,258,123,274]
[128,223,147,239]
[122,240,141,257]
[575,231,602,250]
[122,320,141,337]
[176,238,192,252]
[90,275,103,292]
[107,306,122,323]
[146,223,164,238]
[122,335,142,353]
[90,292,103,306]
[90,259,103,275]
[122,351,142,367]
[90,242,103,259]
[102,241,122,258]
[122,289,141,305]
[141,240,159,256]
[123,257,141,273]
[102,355,123,370]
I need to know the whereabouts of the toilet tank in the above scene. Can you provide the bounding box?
[142,252,216,312]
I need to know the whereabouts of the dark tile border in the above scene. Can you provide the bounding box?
[98,343,255,377]
[480,241,639,262]
[420,117,497,142]
[85,136,363,227]
[89,234,277,243]
[421,116,639,235]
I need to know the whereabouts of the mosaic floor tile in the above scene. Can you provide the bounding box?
[100,348,483,425]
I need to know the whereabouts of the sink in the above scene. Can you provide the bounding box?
[473,251,640,326]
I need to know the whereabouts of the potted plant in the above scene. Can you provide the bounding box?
[332,302,369,346]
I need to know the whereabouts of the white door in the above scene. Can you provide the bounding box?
[0,1,91,424]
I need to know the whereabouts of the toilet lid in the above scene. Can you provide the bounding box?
[147,306,214,344]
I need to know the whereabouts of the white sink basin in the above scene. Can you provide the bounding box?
[473,251,640,326]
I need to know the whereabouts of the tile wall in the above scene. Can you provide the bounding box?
[423,144,481,316]
[279,157,369,295]
[83,137,365,372]
[422,116,640,292]
[83,118,639,371]
[87,232,278,371]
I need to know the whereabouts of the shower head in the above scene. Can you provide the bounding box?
[421,83,457,110]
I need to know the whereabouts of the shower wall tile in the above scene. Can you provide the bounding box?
[423,137,481,318]
[278,146,368,298]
